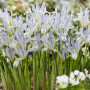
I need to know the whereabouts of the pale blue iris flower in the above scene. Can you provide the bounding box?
[74,8,90,28]
[0,2,89,67]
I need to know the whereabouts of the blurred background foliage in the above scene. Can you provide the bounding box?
[0,0,90,16]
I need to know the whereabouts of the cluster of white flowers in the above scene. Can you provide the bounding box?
[56,69,90,89]
[0,2,90,67]
[69,70,85,86]
[84,69,90,79]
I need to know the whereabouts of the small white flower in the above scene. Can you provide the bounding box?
[13,60,19,67]
[84,69,88,77]
[6,58,10,62]
[84,69,90,79]
[84,69,88,72]
[79,72,86,81]
[69,77,79,86]
[74,70,80,76]
[56,75,69,88]
[71,52,77,60]
[69,71,80,86]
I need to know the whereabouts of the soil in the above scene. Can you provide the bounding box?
[0,78,4,90]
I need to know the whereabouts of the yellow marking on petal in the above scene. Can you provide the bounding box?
[62,82,65,85]
[81,76,83,79]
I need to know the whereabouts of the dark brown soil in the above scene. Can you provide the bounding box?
[0,78,4,90]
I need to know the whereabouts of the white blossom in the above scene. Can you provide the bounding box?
[69,71,80,86]
[56,75,69,88]
[79,72,86,81]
